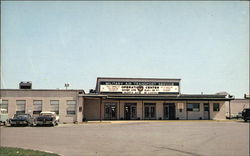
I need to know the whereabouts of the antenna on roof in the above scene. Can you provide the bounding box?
[64,83,70,90]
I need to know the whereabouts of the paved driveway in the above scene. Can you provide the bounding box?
[0,121,249,156]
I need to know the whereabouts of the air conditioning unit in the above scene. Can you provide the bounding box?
[19,81,32,89]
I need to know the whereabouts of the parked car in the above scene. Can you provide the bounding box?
[242,108,250,122]
[35,111,59,126]
[0,109,8,126]
[9,114,35,126]
[236,112,243,119]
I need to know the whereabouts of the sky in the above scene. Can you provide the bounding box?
[1,1,249,98]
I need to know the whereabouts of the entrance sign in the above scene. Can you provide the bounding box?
[99,81,179,94]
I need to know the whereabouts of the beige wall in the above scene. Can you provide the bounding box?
[83,99,228,120]
[210,101,226,120]
[1,90,82,123]
[225,99,249,117]
[84,98,100,120]
[1,89,229,122]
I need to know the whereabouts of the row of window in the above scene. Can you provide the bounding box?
[0,100,76,115]
[187,103,220,112]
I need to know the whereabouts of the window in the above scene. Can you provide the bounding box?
[16,100,26,114]
[50,100,59,115]
[213,103,220,112]
[204,103,209,111]
[33,100,42,115]
[187,103,200,112]
[0,100,8,113]
[177,103,184,112]
[67,100,76,115]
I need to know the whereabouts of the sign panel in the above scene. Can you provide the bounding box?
[99,81,179,94]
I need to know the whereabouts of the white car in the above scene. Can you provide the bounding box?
[0,109,8,126]
[35,111,60,126]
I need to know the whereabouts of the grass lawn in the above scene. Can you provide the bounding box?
[0,147,59,156]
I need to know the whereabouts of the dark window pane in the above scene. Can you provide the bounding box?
[67,111,76,115]
[213,103,220,111]
[187,103,200,111]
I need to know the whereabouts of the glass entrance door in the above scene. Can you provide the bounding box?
[104,103,117,120]
[203,103,210,120]
[124,103,137,120]
[164,103,176,120]
[144,103,156,120]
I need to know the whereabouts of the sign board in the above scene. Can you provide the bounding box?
[99,81,179,94]
[177,103,184,109]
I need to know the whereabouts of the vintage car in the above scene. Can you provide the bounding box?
[0,109,8,126]
[35,111,59,126]
[9,114,35,126]
[242,108,250,122]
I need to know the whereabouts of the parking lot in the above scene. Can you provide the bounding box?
[0,121,249,156]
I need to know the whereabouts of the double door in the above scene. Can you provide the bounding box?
[164,103,176,120]
[124,103,137,120]
[104,103,117,120]
[144,103,156,120]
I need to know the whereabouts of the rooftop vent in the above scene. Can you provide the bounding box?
[19,81,32,89]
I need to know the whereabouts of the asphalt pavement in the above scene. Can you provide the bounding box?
[0,121,249,156]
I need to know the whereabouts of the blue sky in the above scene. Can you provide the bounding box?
[1,1,249,97]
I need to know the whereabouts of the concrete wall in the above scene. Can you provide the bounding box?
[210,101,227,120]
[225,99,250,117]
[1,89,229,122]
[1,90,82,123]
[84,98,100,120]
[83,99,228,120]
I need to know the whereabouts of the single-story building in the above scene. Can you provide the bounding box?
[0,77,236,123]
[225,97,249,118]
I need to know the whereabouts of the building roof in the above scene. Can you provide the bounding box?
[82,93,233,101]
[0,89,84,92]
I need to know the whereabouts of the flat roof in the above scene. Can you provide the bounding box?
[0,89,85,92]
[81,93,233,101]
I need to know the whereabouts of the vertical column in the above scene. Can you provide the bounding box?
[77,96,83,123]
[26,98,33,115]
[118,100,120,120]
[186,101,188,120]
[99,98,102,121]
[156,101,163,119]
[137,101,143,120]
[142,100,144,120]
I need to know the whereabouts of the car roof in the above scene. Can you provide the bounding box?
[40,111,56,114]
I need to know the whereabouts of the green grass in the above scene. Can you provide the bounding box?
[0,147,59,156]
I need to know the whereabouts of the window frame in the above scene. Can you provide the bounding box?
[213,103,220,112]
[187,103,200,112]
[66,100,76,115]
[33,100,43,115]
[1,100,8,113]
[50,100,59,115]
[16,100,26,114]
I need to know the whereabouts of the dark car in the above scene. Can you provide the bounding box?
[242,108,250,122]
[35,112,59,126]
[9,114,35,126]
